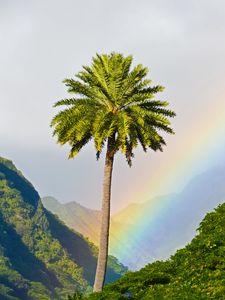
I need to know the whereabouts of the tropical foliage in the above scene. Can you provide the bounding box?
[51,52,175,164]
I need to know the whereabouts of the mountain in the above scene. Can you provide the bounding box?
[43,167,225,270]
[0,157,127,300]
[86,201,225,299]
[42,197,101,246]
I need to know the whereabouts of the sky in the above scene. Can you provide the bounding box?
[1,0,225,212]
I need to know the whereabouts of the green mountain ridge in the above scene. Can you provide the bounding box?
[0,157,127,300]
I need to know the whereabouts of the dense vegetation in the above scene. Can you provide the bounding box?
[0,157,127,300]
[73,201,225,299]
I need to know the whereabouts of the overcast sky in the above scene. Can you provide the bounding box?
[1,0,225,212]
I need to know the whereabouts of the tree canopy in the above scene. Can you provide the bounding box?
[51,53,175,165]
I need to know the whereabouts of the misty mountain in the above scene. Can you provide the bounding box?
[42,197,101,246]
[112,166,225,269]
[43,166,225,270]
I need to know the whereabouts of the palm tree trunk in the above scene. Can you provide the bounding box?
[93,137,115,292]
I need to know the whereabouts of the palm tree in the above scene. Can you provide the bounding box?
[51,53,176,292]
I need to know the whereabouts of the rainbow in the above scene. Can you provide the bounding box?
[109,93,225,268]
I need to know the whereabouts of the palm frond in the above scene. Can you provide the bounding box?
[51,52,176,163]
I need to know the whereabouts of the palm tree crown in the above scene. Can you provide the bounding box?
[51,53,176,165]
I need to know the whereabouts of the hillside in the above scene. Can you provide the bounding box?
[0,157,127,300]
[86,201,225,299]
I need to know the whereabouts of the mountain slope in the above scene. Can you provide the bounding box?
[87,201,225,299]
[0,157,127,300]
